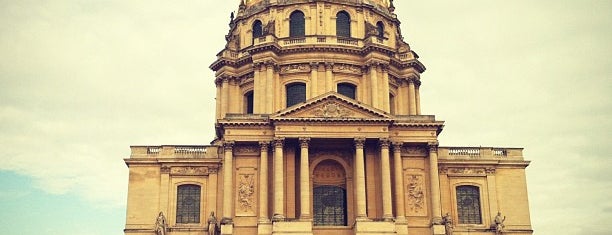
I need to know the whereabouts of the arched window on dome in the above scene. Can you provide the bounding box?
[176,184,201,224]
[376,21,385,38]
[389,93,395,114]
[290,11,305,37]
[252,20,263,42]
[244,91,254,114]
[337,83,356,100]
[336,11,351,38]
[456,185,483,224]
[286,82,306,107]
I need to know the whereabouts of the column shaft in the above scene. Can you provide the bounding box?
[259,142,270,222]
[266,63,274,113]
[382,68,390,113]
[253,64,262,114]
[370,65,379,108]
[273,138,285,219]
[416,83,421,115]
[221,78,230,118]
[380,139,393,220]
[354,138,367,219]
[222,141,234,219]
[408,80,417,115]
[310,63,318,98]
[299,138,311,219]
[429,143,443,223]
[392,143,406,220]
[325,63,333,92]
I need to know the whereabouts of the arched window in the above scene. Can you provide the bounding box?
[336,11,351,38]
[376,21,385,38]
[290,11,305,37]
[252,20,263,40]
[176,184,201,224]
[389,93,395,114]
[286,83,306,107]
[337,83,356,99]
[244,91,254,114]
[313,160,347,226]
[456,186,482,224]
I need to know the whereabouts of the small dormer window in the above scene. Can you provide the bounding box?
[336,11,351,38]
[253,20,263,40]
[290,11,305,37]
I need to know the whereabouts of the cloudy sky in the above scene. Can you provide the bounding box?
[0,0,610,234]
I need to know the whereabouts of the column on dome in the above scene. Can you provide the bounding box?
[381,65,391,113]
[415,81,421,115]
[325,63,334,92]
[275,67,282,111]
[396,80,407,115]
[258,141,270,222]
[354,138,367,219]
[392,142,406,221]
[222,141,235,220]
[253,62,263,114]
[408,78,417,115]
[221,77,230,118]
[360,67,369,105]
[379,138,393,220]
[272,138,285,220]
[310,63,319,98]
[216,79,222,119]
[265,62,275,113]
[299,138,312,219]
[428,142,443,224]
[229,77,240,114]
[369,64,379,108]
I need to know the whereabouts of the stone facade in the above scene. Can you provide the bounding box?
[124,1,533,235]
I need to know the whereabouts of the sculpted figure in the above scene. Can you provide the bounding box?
[442,213,453,235]
[208,212,218,235]
[154,212,167,235]
[494,212,506,234]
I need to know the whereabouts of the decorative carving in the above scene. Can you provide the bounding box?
[406,175,425,214]
[208,167,219,174]
[439,167,449,174]
[224,141,234,151]
[263,19,275,36]
[354,138,366,149]
[312,102,353,118]
[238,174,255,212]
[392,142,403,153]
[449,168,486,175]
[299,137,310,148]
[280,64,310,74]
[171,167,209,176]
[380,138,390,149]
[259,141,270,152]
[273,138,284,148]
[442,213,454,235]
[403,147,427,156]
[236,145,259,154]
[494,212,506,235]
[486,168,496,174]
[332,64,363,74]
[365,22,378,37]
[428,141,439,152]
[160,166,171,174]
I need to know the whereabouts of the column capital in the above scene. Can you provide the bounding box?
[299,137,311,148]
[224,141,235,150]
[325,62,334,70]
[428,141,439,152]
[273,137,285,148]
[380,138,390,149]
[310,62,320,69]
[259,141,270,152]
[354,137,366,149]
[392,142,403,152]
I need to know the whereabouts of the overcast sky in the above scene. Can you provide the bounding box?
[0,1,610,234]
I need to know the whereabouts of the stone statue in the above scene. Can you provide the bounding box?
[154,212,167,235]
[494,212,506,234]
[208,212,218,235]
[263,20,276,36]
[442,213,454,235]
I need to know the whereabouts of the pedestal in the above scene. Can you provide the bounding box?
[272,221,313,235]
[395,219,409,235]
[258,221,273,235]
[354,221,396,235]
[432,224,446,235]
[220,223,233,235]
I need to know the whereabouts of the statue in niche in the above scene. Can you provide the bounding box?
[494,212,506,234]
[154,212,167,235]
[442,213,454,235]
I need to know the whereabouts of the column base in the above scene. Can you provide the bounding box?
[220,223,234,235]
[395,218,408,235]
[354,221,396,235]
[431,224,446,235]
[258,221,273,235]
[272,221,313,235]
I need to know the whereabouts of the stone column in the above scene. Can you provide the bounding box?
[380,138,393,221]
[266,62,275,113]
[299,138,312,220]
[428,142,443,225]
[415,81,421,115]
[222,141,235,220]
[310,63,319,98]
[259,141,270,222]
[382,66,390,113]
[216,80,222,119]
[408,79,417,115]
[221,77,230,118]
[273,138,285,220]
[392,142,406,222]
[253,63,262,114]
[354,138,367,219]
[325,63,334,92]
[369,65,379,108]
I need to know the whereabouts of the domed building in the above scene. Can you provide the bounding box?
[123,1,533,235]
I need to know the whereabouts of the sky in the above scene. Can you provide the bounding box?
[0,0,610,234]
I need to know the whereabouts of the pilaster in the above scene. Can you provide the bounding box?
[354,137,367,220]
[380,138,393,221]
[273,138,285,221]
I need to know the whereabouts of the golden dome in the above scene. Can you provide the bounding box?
[243,0,390,8]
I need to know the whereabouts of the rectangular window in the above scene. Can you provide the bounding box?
[456,185,482,224]
[176,184,201,224]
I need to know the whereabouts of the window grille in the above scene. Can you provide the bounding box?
[337,83,356,99]
[456,186,482,224]
[253,20,263,39]
[176,184,201,224]
[290,11,305,37]
[286,83,306,107]
[336,11,351,38]
[313,185,347,226]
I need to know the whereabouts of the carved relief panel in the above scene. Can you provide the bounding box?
[404,169,427,217]
[235,157,258,217]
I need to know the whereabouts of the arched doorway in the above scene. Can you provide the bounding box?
[312,160,348,226]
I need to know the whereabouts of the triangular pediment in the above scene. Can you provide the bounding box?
[271,92,391,121]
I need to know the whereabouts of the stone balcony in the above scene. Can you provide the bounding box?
[129,145,219,159]
[438,147,525,160]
